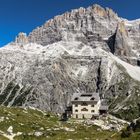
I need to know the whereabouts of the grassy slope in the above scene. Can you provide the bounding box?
[0,106,139,140]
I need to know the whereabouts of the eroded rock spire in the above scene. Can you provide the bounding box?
[15,32,29,46]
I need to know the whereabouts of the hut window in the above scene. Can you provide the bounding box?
[74,97,79,100]
[81,108,88,111]
[90,97,95,100]
[81,94,92,97]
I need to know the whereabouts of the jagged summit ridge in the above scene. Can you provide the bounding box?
[43,4,118,27]
[28,4,119,46]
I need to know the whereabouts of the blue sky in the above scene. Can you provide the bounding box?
[0,0,139,47]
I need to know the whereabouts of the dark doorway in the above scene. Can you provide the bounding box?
[61,113,68,121]
[66,106,72,118]
[99,110,107,115]
[137,60,140,66]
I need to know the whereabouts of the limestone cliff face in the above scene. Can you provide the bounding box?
[0,4,140,120]
[114,22,131,56]
[108,21,131,57]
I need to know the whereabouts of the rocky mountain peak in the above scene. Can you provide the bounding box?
[15,32,29,46]
[44,4,118,26]
[28,4,120,47]
[92,4,107,17]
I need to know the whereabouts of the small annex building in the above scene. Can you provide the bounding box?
[71,93,108,119]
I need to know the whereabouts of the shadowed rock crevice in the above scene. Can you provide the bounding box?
[96,59,102,92]
[107,33,116,54]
